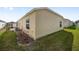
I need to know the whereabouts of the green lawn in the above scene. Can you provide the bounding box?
[0,31,4,36]
[64,29,79,51]
[0,31,25,51]
[0,29,6,36]
[0,29,77,51]
[28,30,73,51]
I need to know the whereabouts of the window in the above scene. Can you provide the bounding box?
[26,20,29,23]
[26,19,30,29]
[2,24,4,26]
[60,21,62,27]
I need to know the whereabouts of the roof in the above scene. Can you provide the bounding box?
[75,20,79,23]
[18,7,64,22]
[64,19,73,22]
[0,20,6,23]
[7,22,16,24]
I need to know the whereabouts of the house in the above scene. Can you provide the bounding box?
[75,20,79,28]
[63,19,73,28]
[17,7,72,40]
[0,20,6,29]
[7,22,16,31]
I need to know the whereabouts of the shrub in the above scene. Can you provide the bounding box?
[65,24,76,29]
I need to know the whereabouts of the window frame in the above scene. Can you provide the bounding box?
[26,19,30,29]
[60,21,62,27]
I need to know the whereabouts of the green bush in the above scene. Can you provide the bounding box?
[65,25,76,29]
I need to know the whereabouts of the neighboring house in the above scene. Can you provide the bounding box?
[0,20,6,29]
[63,19,73,27]
[75,20,79,28]
[17,7,72,40]
[7,22,16,31]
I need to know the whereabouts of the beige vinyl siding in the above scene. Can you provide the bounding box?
[21,12,36,39]
[18,19,23,30]
[18,8,72,40]
[36,10,64,39]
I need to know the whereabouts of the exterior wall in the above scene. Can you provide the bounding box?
[17,19,23,30]
[18,12,36,40]
[69,21,73,26]
[10,23,17,32]
[13,23,16,28]
[76,23,79,28]
[17,8,73,40]
[63,19,73,27]
[0,22,6,29]
[36,10,64,39]
[75,21,79,28]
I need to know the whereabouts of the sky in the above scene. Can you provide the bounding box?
[0,7,79,22]
[50,7,79,22]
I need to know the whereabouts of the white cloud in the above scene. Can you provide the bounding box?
[9,7,14,11]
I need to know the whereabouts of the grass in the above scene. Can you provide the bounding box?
[0,29,75,51]
[28,30,73,51]
[0,30,25,51]
[0,29,6,36]
[0,31,4,36]
[0,31,17,50]
[64,29,79,51]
